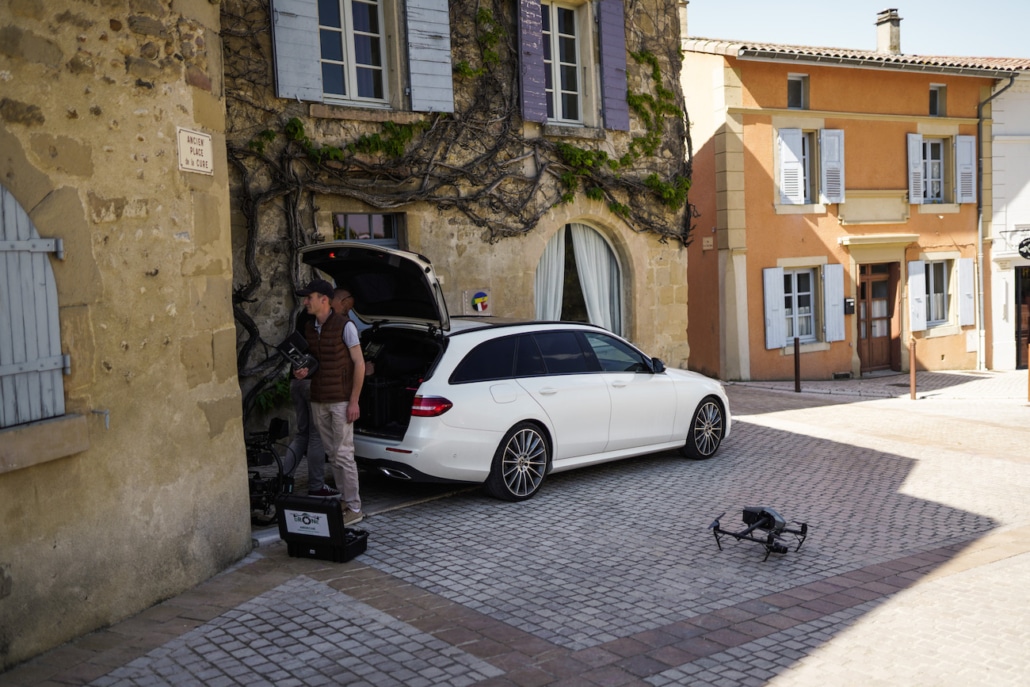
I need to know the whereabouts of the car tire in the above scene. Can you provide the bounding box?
[680,396,725,460]
[484,422,550,501]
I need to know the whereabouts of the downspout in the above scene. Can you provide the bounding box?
[976,73,1017,370]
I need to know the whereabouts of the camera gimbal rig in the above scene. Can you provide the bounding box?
[709,507,809,561]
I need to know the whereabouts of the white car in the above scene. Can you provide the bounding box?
[301,242,731,501]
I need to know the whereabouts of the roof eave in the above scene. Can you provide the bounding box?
[736,49,1019,79]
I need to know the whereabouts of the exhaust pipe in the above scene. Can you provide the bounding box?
[379,467,412,480]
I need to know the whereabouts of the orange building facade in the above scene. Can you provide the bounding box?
[682,15,1028,381]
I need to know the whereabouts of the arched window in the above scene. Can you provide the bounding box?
[534,222,622,334]
[0,184,68,429]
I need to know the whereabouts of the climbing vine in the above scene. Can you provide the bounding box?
[220,0,695,416]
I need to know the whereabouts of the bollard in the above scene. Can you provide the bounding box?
[794,337,801,392]
[909,337,916,400]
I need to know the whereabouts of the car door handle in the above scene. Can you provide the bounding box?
[538,387,558,395]
[611,380,628,388]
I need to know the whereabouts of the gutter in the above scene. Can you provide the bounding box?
[976,73,1018,370]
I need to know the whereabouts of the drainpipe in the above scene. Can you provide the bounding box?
[976,73,1017,371]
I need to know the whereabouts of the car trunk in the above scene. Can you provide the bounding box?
[356,326,445,440]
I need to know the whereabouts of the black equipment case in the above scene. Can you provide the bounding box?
[276,494,368,563]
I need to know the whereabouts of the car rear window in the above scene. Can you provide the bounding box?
[449,336,517,383]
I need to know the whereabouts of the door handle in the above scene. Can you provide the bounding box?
[538,387,558,395]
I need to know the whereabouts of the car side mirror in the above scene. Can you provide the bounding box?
[651,358,666,374]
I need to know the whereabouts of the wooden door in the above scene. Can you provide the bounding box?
[858,264,893,372]
[1017,266,1030,370]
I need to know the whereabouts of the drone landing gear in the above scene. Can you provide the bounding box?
[709,507,808,561]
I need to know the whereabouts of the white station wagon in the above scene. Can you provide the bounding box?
[301,242,731,501]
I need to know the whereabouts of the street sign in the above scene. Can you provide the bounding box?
[1019,237,1030,260]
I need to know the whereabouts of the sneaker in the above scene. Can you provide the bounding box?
[343,508,364,526]
[308,485,341,498]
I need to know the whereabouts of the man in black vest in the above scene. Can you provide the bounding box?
[294,279,365,525]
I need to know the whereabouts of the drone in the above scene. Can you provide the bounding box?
[709,507,809,561]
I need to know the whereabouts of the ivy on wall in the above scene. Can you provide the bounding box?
[220,0,696,415]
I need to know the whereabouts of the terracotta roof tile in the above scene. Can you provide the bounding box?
[683,37,1030,74]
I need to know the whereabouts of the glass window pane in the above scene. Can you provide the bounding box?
[797,272,811,292]
[321,29,344,62]
[559,36,577,64]
[355,68,383,99]
[515,335,547,377]
[351,0,379,34]
[560,64,577,91]
[318,0,342,28]
[562,94,578,121]
[451,337,517,384]
[534,332,590,374]
[322,63,345,95]
[557,7,576,34]
[353,35,381,67]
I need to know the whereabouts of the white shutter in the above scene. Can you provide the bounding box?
[958,257,975,326]
[819,129,845,204]
[907,133,924,205]
[1,185,68,429]
[823,263,845,342]
[406,0,455,113]
[778,129,805,205]
[270,0,322,102]
[763,267,786,349]
[955,135,977,204]
[908,260,927,332]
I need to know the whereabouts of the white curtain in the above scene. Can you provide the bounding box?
[570,223,622,334]
[535,226,566,320]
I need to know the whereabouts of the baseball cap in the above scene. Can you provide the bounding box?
[295,279,334,298]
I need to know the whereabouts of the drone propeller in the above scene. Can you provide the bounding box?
[708,512,725,529]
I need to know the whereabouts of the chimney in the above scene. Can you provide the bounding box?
[876,8,902,54]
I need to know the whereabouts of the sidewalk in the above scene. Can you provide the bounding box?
[729,368,1029,401]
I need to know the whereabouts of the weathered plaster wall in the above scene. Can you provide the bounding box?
[0,0,250,670]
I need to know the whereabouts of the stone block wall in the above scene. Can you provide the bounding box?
[0,0,250,669]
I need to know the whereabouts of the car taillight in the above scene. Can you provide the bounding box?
[411,395,452,417]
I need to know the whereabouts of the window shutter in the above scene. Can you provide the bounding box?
[0,185,68,429]
[823,263,845,342]
[908,261,927,332]
[270,0,323,102]
[955,135,977,204]
[517,0,547,124]
[819,129,845,204]
[777,129,805,205]
[406,0,455,113]
[763,267,787,349]
[597,0,629,131]
[958,257,975,326]
[907,133,924,205]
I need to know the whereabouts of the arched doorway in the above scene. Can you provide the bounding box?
[534,223,623,334]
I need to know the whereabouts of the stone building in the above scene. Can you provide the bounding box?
[223,0,694,410]
[0,0,248,669]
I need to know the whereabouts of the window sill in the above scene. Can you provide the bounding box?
[774,203,827,215]
[309,103,424,125]
[917,203,961,214]
[0,414,90,475]
[779,341,829,354]
[923,323,960,339]
[542,123,605,140]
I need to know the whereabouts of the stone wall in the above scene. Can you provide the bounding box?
[0,0,250,669]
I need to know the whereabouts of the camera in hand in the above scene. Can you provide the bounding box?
[277,331,319,374]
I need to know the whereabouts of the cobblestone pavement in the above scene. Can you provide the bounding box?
[2,371,1028,687]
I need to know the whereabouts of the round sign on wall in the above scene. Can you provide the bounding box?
[1019,237,1030,260]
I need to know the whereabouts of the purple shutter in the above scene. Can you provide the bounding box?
[518,0,547,124]
[597,0,629,131]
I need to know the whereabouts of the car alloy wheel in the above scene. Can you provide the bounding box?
[484,422,549,501]
[680,396,724,459]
